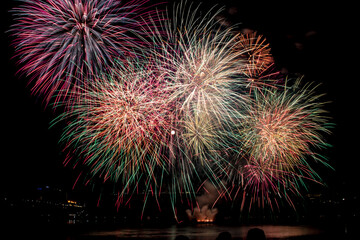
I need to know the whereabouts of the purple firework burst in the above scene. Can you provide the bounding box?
[11,0,158,105]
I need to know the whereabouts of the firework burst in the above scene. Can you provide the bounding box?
[145,2,252,162]
[232,31,280,90]
[227,78,332,209]
[53,58,176,203]
[136,2,256,210]
[234,32,273,75]
[11,0,158,105]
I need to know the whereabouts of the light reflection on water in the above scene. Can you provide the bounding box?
[86,225,323,239]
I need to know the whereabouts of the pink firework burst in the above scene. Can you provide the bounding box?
[11,0,159,106]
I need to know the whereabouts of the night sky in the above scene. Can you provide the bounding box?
[1,0,358,200]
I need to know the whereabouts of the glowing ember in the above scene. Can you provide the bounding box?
[186,205,218,223]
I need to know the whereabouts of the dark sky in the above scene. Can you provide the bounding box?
[1,0,358,197]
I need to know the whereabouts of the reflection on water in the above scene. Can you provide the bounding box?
[86,225,323,239]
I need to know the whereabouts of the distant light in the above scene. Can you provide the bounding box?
[171,130,175,135]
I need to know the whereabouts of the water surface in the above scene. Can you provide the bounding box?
[82,225,330,239]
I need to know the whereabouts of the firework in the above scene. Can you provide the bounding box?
[11,0,158,105]
[37,0,333,216]
[228,79,332,209]
[232,31,281,90]
[234,32,273,75]
[53,58,176,204]
[146,1,252,164]
[137,2,257,211]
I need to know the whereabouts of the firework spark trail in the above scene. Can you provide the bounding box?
[11,0,159,106]
[52,58,177,205]
[227,78,332,210]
